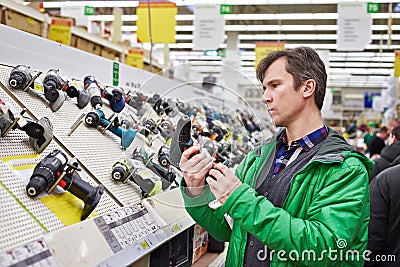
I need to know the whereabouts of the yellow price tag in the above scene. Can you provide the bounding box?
[140,240,149,249]
[172,223,180,232]
[27,17,35,26]
[34,83,44,93]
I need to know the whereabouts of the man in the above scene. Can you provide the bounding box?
[179,47,373,266]
[370,125,400,181]
[369,127,389,159]
[367,164,400,266]
[385,118,400,135]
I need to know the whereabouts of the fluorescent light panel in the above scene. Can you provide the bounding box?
[87,13,400,22]
[170,0,400,6]
[119,24,400,32]
[42,1,139,8]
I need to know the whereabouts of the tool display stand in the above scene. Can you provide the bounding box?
[0,25,198,267]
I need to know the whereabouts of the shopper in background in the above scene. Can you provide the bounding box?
[370,126,400,181]
[367,164,400,267]
[369,127,389,159]
[363,122,377,155]
[386,118,400,134]
[179,47,373,266]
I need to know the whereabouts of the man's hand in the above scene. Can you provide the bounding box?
[179,145,214,197]
[206,163,242,205]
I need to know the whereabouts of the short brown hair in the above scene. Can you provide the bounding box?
[256,46,327,110]
[391,126,400,140]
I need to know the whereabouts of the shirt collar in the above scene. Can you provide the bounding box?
[277,126,328,152]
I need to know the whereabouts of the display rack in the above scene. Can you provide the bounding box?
[0,24,197,267]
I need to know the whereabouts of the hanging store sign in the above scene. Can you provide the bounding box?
[367,2,380,13]
[126,49,144,69]
[48,18,72,46]
[61,6,89,28]
[84,6,95,16]
[193,4,225,51]
[337,2,372,51]
[254,42,285,69]
[136,2,177,43]
[220,4,232,14]
[394,50,400,77]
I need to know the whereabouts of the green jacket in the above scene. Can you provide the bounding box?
[181,128,373,266]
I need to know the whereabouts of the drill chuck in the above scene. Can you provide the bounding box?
[26,150,67,196]
[9,65,34,89]
[111,158,132,183]
[111,163,129,182]
[158,146,170,168]
[26,175,47,197]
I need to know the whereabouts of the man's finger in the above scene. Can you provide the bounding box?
[209,169,223,181]
[181,145,200,160]
[206,176,217,186]
[213,163,229,174]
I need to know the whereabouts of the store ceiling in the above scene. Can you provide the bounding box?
[39,0,399,92]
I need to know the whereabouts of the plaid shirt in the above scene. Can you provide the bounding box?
[273,126,328,175]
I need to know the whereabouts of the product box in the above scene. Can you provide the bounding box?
[192,223,209,263]
[101,48,119,61]
[75,36,101,56]
[3,9,42,36]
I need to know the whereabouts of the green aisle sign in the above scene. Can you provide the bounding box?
[113,62,119,86]
[84,6,95,16]
[367,2,380,13]
[220,4,232,14]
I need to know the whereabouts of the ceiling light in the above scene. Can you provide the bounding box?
[42,1,139,8]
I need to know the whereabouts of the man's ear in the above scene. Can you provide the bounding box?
[302,79,316,99]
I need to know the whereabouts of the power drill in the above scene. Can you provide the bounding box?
[157,145,170,168]
[8,65,35,90]
[169,115,193,168]
[83,75,103,109]
[42,69,66,111]
[26,150,104,220]
[102,87,126,113]
[131,147,176,188]
[84,109,138,149]
[0,98,53,153]
[111,157,163,198]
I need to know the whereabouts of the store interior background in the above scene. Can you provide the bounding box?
[7,0,400,136]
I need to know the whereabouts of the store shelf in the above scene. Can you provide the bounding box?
[0,22,197,266]
[0,0,165,70]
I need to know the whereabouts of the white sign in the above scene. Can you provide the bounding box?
[193,5,225,51]
[61,6,89,28]
[337,2,372,51]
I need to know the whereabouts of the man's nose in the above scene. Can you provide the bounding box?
[262,89,271,104]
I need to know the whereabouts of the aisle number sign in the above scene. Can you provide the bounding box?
[126,49,144,69]
[367,2,380,13]
[254,42,285,69]
[394,50,400,77]
[136,2,177,43]
[84,6,95,16]
[48,18,72,46]
[220,4,232,14]
[113,62,119,86]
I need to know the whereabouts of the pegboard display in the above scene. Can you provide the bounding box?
[0,65,148,206]
[0,84,122,250]
[0,161,57,251]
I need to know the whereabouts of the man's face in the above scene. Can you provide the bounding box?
[261,57,305,127]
